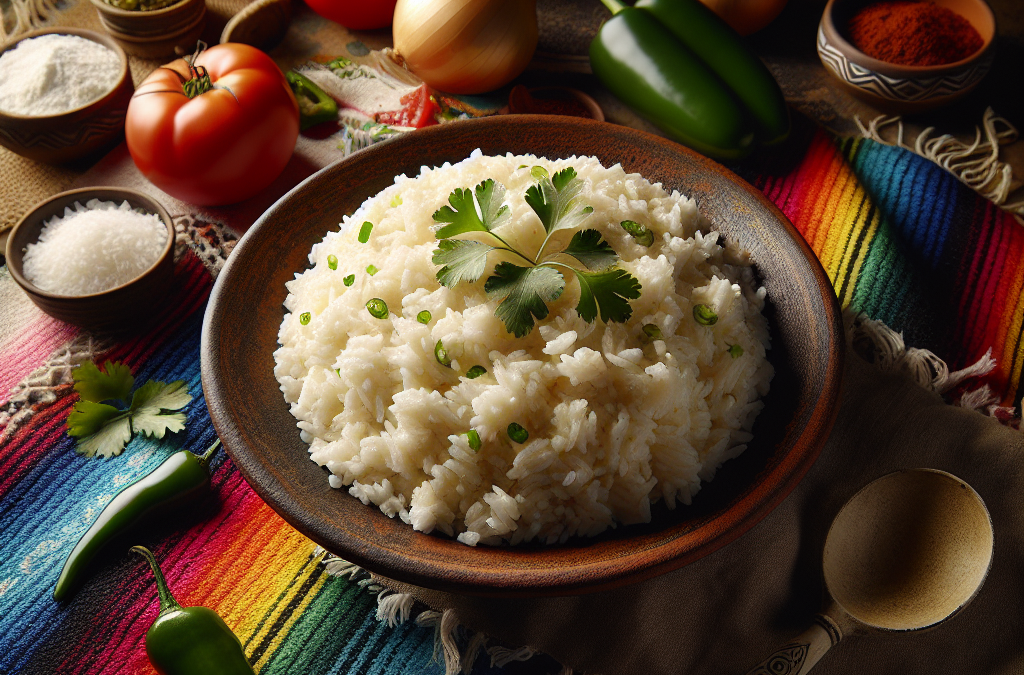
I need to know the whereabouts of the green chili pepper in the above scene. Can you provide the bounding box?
[366,264,378,276]
[299,312,311,325]
[285,71,339,131]
[131,546,255,675]
[359,221,373,243]
[620,220,654,247]
[642,323,664,341]
[343,274,355,286]
[590,0,754,159]
[53,440,220,602]
[693,304,719,326]
[417,310,432,324]
[327,254,338,270]
[434,339,451,367]
[728,343,744,358]
[507,423,529,443]
[466,429,482,451]
[366,298,388,319]
[465,365,487,379]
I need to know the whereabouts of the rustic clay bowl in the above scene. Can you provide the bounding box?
[5,187,175,333]
[202,116,844,597]
[90,0,206,58]
[0,28,133,164]
[818,0,996,113]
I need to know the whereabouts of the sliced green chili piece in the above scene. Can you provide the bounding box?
[466,429,482,451]
[358,221,373,243]
[366,264,379,276]
[531,166,549,179]
[465,365,487,379]
[507,422,529,443]
[285,70,339,131]
[434,339,451,367]
[327,254,338,270]
[642,323,664,341]
[299,312,311,325]
[391,194,403,207]
[366,298,388,319]
[343,274,355,286]
[693,304,718,326]
[728,344,744,358]
[620,220,655,247]
[417,310,432,324]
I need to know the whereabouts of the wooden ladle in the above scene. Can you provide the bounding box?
[747,468,994,675]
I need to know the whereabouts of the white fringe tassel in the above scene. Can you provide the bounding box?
[856,107,1024,223]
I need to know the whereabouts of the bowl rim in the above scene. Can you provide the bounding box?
[88,0,198,18]
[820,0,996,74]
[0,28,130,121]
[202,115,845,596]
[5,186,176,300]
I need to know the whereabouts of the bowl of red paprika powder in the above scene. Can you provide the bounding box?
[817,0,995,113]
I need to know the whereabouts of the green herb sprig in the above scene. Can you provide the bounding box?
[431,168,642,337]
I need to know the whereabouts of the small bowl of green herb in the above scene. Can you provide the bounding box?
[90,0,205,58]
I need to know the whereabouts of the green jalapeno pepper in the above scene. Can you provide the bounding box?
[589,0,754,159]
[635,0,790,145]
[53,440,220,602]
[286,70,339,130]
[132,546,255,675]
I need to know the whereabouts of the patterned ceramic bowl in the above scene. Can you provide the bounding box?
[0,28,133,164]
[817,0,996,113]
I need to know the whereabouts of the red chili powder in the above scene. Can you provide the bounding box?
[848,1,984,66]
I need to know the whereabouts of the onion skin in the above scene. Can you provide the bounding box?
[393,0,538,94]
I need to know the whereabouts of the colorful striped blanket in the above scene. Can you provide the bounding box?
[1,126,1020,675]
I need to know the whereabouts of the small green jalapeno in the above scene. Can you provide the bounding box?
[728,344,743,358]
[417,310,432,324]
[466,429,482,451]
[366,298,388,319]
[299,312,311,325]
[327,255,338,270]
[507,423,529,443]
[434,339,451,367]
[366,264,379,276]
[642,323,664,341]
[343,274,355,286]
[358,221,373,243]
[620,220,655,247]
[465,365,487,379]
[693,304,718,326]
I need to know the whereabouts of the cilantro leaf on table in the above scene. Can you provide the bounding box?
[433,179,510,238]
[484,263,565,338]
[129,380,191,438]
[76,416,133,459]
[73,359,134,404]
[524,167,594,238]
[433,239,494,287]
[67,400,128,439]
[562,229,618,270]
[572,268,643,324]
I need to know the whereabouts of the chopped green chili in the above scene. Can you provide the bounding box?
[642,323,664,341]
[366,264,379,276]
[466,429,482,451]
[417,310,432,324]
[693,304,718,326]
[620,220,654,247]
[728,344,744,358]
[530,166,549,179]
[343,274,355,286]
[507,422,529,443]
[366,298,388,319]
[299,312,311,325]
[358,221,373,243]
[434,339,451,367]
[391,195,403,207]
[327,254,338,270]
[465,365,487,379]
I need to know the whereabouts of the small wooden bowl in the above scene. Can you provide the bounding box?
[90,0,206,58]
[5,187,175,334]
[817,0,996,113]
[0,28,133,164]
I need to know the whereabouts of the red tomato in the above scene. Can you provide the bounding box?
[376,85,439,128]
[304,0,397,30]
[125,44,299,206]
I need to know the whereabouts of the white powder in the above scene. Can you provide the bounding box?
[0,35,121,116]
[22,200,168,296]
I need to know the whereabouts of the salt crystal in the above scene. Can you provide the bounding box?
[22,200,168,296]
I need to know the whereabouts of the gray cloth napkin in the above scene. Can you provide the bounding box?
[381,345,1024,675]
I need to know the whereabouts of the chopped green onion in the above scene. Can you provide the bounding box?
[358,221,373,243]
[642,324,664,341]
[466,429,482,451]
[391,194,402,207]
[507,422,528,443]
[518,164,528,169]
[366,298,388,319]
[728,344,744,358]
[434,339,451,367]
[343,274,355,286]
[417,310,432,324]
[620,220,654,247]
[327,254,338,270]
[299,312,311,325]
[465,365,487,379]
[693,304,718,326]
[531,166,549,179]
[366,264,379,276]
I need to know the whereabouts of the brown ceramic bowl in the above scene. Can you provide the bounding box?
[0,28,133,164]
[202,116,844,597]
[817,0,996,113]
[5,187,175,333]
[90,0,206,58]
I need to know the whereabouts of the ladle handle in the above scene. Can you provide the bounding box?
[745,614,844,675]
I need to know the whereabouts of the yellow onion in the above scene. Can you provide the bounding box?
[393,0,538,94]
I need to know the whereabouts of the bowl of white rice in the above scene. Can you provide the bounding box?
[203,116,844,596]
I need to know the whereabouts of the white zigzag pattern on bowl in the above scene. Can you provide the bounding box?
[816,27,992,102]
[0,109,126,150]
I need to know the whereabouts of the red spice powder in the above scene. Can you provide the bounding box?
[848,1,984,66]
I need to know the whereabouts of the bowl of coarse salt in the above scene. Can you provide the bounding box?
[0,28,134,164]
[5,187,175,333]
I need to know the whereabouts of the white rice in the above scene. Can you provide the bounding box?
[274,151,773,546]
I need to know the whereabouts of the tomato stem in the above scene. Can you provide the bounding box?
[181,40,213,99]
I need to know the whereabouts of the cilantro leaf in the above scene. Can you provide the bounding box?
[67,400,127,438]
[561,229,618,270]
[484,263,565,338]
[73,360,134,404]
[572,268,642,323]
[524,167,593,236]
[433,239,494,287]
[433,179,510,239]
[129,380,191,439]
[76,416,133,458]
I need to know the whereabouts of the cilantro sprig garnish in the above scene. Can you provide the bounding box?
[431,167,642,337]
[66,360,192,458]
